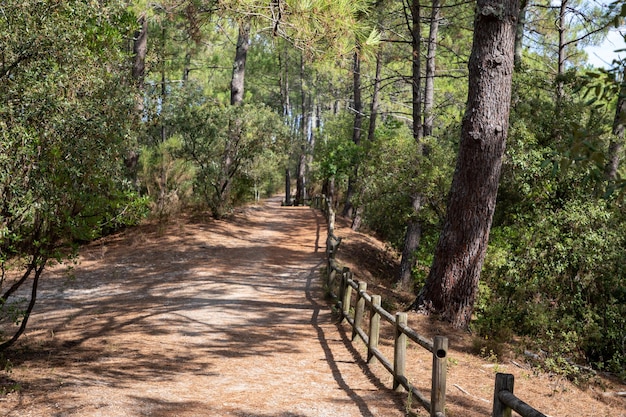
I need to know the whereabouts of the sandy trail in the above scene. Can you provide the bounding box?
[1,198,405,417]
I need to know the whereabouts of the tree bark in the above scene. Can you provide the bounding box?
[413,0,520,329]
[556,0,567,106]
[397,0,423,286]
[285,168,292,205]
[352,45,383,231]
[213,21,250,218]
[514,0,528,69]
[231,21,250,106]
[398,195,422,289]
[343,47,363,218]
[279,39,291,117]
[410,0,422,141]
[423,0,440,137]
[132,13,148,86]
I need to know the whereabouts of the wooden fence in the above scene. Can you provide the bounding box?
[492,373,547,417]
[311,195,549,417]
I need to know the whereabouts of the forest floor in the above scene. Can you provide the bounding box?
[0,197,625,417]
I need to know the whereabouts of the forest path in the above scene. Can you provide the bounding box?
[1,197,406,417]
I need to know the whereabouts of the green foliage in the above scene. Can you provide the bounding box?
[312,114,361,185]
[166,87,290,215]
[475,68,626,379]
[0,0,146,349]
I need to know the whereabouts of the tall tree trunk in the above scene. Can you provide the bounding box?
[423,0,440,137]
[352,45,383,231]
[132,13,148,105]
[285,168,292,205]
[413,0,520,329]
[514,0,528,69]
[279,39,291,117]
[397,0,423,287]
[215,21,250,218]
[231,22,250,106]
[126,13,148,180]
[343,47,363,218]
[296,54,308,206]
[605,68,626,182]
[556,0,567,106]
[411,0,423,141]
[296,147,307,205]
[157,26,168,217]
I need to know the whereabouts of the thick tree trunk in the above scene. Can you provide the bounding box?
[343,48,363,218]
[423,0,440,137]
[413,0,519,329]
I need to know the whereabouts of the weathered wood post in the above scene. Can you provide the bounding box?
[393,312,408,391]
[341,271,353,323]
[431,336,448,417]
[327,262,337,289]
[367,294,381,363]
[493,373,547,417]
[337,267,348,313]
[492,373,514,417]
[352,281,367,341]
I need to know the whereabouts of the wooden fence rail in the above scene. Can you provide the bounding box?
[312,195,447,417]
[311,195,550,417]
[492,373,547,417]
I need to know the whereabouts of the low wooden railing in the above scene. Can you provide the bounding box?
[312,195,447,417]
[311,194,552,417]
[492,373,547,417]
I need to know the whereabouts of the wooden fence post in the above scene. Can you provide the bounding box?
[431,336,448,417]
[393,312,407,391]
[352,281,367,341]
[327,264,336,289]
[342,271,353,323]
[492,373,514,417]
[367,295,381,363]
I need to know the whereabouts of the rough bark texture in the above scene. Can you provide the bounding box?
[342,49,363,218]
[414,0,519,328]
[423,0,440,137]
[132,14,148,84]
[230,22,250,106]
[410,0,422,141]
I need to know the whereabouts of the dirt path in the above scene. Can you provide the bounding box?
[1,198,406,417]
